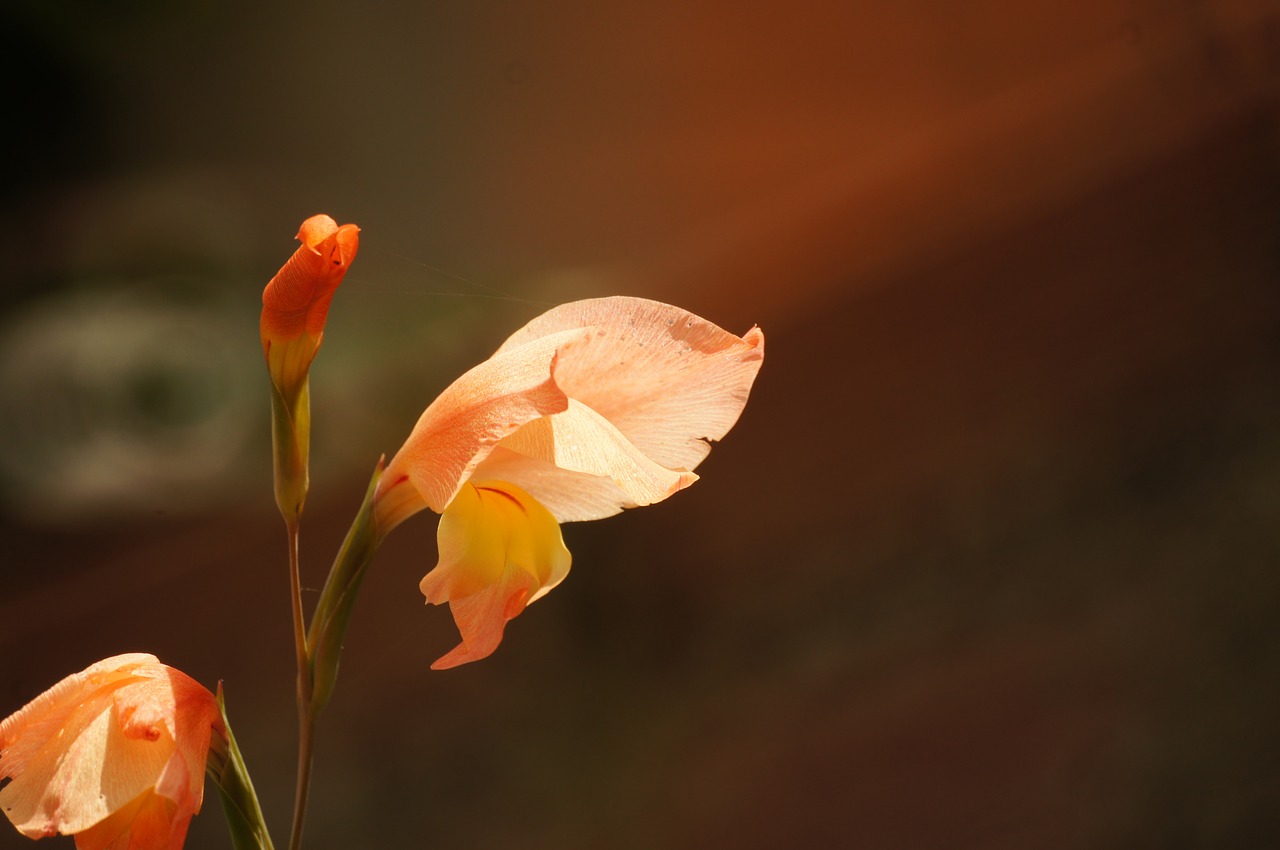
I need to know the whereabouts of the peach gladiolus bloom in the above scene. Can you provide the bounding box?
[0,654,223,850]
[374,296,764,669]
[260,214,360,394]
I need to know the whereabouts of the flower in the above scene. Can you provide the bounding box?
[0,654,224,850]
[373,296,765,668]
[260,214,360,398]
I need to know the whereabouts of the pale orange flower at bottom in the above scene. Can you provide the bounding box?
[0,654,223,850]
[373,296,765,669]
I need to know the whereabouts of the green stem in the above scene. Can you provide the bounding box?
[269,373,315,849]
[287,707,317,850]
[287,519,311,703]
[286,518,314,850]
[281,461,384,849]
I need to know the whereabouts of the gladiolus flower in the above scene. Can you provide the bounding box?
[260,214,360,397]
[373,296,764,669]
[0,654,223,850]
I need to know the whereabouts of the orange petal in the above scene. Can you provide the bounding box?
[162,669,222,815]
[0,654,151,785]
[70,789,148,850]
[421,482,571,668]
[426,570,539,670]
[0,656,219,843]
[260,214,360,346]
[1,655,157,837]
[73,789,191,850]
[379,330,582,514]
[494,296,764,472]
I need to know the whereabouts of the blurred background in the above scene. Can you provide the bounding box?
[2,0,1278,847]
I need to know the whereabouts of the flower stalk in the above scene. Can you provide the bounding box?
[258,214,360,850]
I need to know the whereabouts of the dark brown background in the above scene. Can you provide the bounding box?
[2,1,1278,848]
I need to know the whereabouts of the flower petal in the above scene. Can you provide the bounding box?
[56,701,172,834]
[421,482,571,668]
[0,656,219,843]
[0,655,155,837]
[469,447,634,522]
[495,297,764,471]
[0,654,152,784]
[380,330,583,514]
[472,399,697,521]
[73,788,191,850]
[68,789,148,850]
[162,670,221,815]
[260,214,360,345]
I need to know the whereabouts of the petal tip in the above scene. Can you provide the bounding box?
[295,214,339,248]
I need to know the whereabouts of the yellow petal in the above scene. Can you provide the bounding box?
[421,482,571,668]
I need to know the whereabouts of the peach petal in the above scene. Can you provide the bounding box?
[0,654,150,783]
[470,447,634,522]
[0,656,219,846]
[494,399,697,515]
[381,330,583,513]
[495,297,764,471]
[56,704,171,834]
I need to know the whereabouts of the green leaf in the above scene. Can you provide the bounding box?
[208,684,277,850]
[306,460,385,712]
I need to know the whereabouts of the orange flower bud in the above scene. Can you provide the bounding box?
[260,215,360,521]
[260,214,360,395]
[261,213,360,349]
[0,654,223,850]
